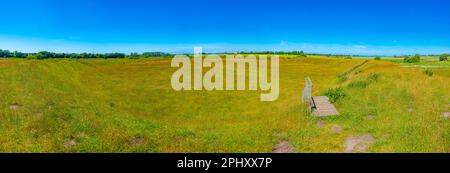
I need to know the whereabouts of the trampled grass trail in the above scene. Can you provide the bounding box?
[0,57,448,152]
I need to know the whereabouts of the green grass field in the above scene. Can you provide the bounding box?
[0,56,449,152]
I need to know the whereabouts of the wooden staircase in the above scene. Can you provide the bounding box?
[311,96,339,117]
[302,77,339,117]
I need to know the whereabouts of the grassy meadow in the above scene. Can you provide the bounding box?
[0,56,449,152]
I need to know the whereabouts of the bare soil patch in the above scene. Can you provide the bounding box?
[273,140,295,153]
[316,121,326,128]
[131,136,143,146]
[331,125,343,133]
[367,114,375,120]
[64,138,77,148]
[344,134,374,153]
[9,103,21,110]
[348,74,357,80]
[442,112,450,118]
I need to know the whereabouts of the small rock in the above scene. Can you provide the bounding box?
[407,108,414,112]
[9,103,21,110]
[316,121,326,128]
[64,138,77,148]
[344,134,374,153]
[131,136,143,146]
[442,112,450,119]
[367,114,375,120]
[331,125,343,133]
[273,140,295,153]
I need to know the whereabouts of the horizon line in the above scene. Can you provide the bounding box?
[1,48,448,57]
[1,36,450,56]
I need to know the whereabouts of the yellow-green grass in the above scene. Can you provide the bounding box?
[0,57,448,152]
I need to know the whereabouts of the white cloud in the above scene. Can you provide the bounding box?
[354,45,368,49]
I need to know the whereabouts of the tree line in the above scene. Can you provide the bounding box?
[403,54,448,63]
[0,49,172,59]
[1,49,308,59]
[225,50,307,56]
[1,49,448,61]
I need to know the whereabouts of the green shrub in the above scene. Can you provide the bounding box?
[348,80,369,88]
[344,56,352,59]
[348,73,379,88]
[374,57,381,60]
[324,87,346,103]
[439,54,448,61]
[423,69,433,76]
[403,54,421,63]
[367,72,380,81]
[337,75,348,83]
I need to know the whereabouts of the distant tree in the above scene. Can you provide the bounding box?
[374,56,381,60]
[0,49,175,59]
[142,52,170,57]
[439,54,448,61]
[13,51,26,58]
[103,53,126,58]
[129,52,140,59]
[404,54,421,63]
[36,51,52,59]
[298,50,306,57]
[26,54,37,59]
[0,49,11,57]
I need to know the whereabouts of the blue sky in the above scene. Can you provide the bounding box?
[1,0,449,55]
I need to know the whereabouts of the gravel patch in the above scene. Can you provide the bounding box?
[344,134,374,153]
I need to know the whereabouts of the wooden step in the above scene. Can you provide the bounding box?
[312,96,339,117]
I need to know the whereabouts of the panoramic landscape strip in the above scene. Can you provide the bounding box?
[1,3,450,170]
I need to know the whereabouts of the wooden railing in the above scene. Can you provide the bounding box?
[301,77,313,104]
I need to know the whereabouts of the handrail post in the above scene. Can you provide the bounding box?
[301,77,313,103]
